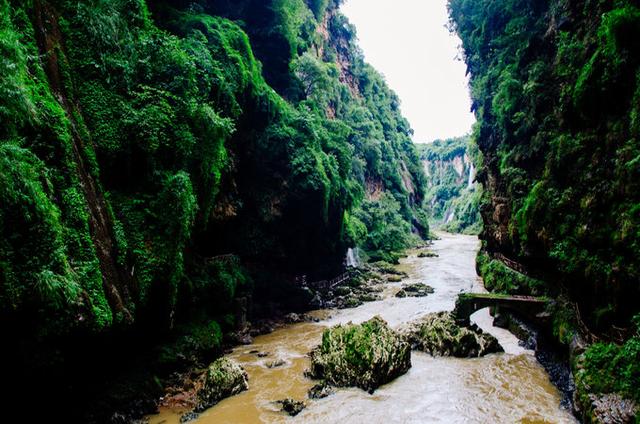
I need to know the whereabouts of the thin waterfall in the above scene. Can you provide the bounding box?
[467,162,475,189]
[346,247,360,268]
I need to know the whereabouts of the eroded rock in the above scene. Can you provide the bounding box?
[308,381,335,399]
[401,283,434,297]
[277,398,306,416]
[402,312,502,357]
[588,393,638,424]
[193,358,249,413]
[308,316,411,393]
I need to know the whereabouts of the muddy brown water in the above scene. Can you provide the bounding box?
[149,232,577,423]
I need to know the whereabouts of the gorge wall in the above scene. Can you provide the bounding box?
[0,0,426,420]
[418,136,482,234]
[449,0,640,416]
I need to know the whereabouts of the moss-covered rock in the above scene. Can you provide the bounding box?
[193,358,249,413]
[402,312,502,357]
[402,283,434,297]
[308,316,411,393]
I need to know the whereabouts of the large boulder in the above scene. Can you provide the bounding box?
[194,358,249,412]
[402,312,502,357]
[308,316,411,393]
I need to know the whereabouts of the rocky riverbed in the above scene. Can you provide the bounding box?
[149,233,577,423]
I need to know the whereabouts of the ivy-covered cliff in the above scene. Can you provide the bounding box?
[418,135,482,234]
[449,0,640,417]
[0,0,426,420]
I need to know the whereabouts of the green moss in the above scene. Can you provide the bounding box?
[575,319,640,407]
[476,251,545,295]
[449,0,640,327]
[309,316,411,392]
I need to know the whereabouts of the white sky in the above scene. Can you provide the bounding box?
[340,0,475,143]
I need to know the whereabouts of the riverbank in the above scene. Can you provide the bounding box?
[149,232,576,423]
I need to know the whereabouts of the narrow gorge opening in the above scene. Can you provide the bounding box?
[1,0,639,423]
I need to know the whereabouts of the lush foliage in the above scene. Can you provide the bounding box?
[0,0,426,420]
[0,0,425,338]
[449,0,640,331]
[576,316,640,405]
[418,135,482,234]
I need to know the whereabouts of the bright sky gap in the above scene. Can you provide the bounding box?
[341,0,476,143]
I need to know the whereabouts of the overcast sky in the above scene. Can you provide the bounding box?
[340,0,475,143]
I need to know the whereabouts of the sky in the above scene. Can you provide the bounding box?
[340,0,475,143]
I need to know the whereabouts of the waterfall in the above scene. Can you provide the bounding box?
[467,162,475,189]
[346,247,360,268]
[445,210,455,224]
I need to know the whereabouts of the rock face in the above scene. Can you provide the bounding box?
[586,393,638,424]
[194,358,249,413]
[402,312,502,357]
[308,316,411,393]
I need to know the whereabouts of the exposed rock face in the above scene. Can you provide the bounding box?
[193,358,249,413]
[308,316,411,393]
[586,394,638,424]
[402,312,502,357]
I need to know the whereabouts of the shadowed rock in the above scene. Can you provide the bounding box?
[277,398,306,416]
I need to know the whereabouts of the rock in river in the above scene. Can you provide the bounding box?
[193,358,249,413]
[308,316,411,393]
[402,312,502,357]
[277,398,306,416]
[401,282,434,297]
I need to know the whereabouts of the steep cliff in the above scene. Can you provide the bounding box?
[0,0,426,420]
[449,0,640,416]
[418,136,482,234]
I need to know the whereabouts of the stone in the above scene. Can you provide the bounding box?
[402,312,503,358]
[277,398,306,416]
[265,358,286,369]
[402,283,434,297]
[307,382,335,399]
[337,295,363,309]
[589,393,638,424]
[192,358,249,413]
[308,316,411,393]
[359,293,381,302]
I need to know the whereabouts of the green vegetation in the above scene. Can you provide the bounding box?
[418,135,482,234]
[575,316,640,416]
[402,311,502,358]
[476,251,546,296]
[449,0,640,329]
[0,0,426,336]
[0,0,427,420]
[308,316,411,393]
[449,0,640,415]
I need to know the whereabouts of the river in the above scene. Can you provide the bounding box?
[150,232,577,423]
